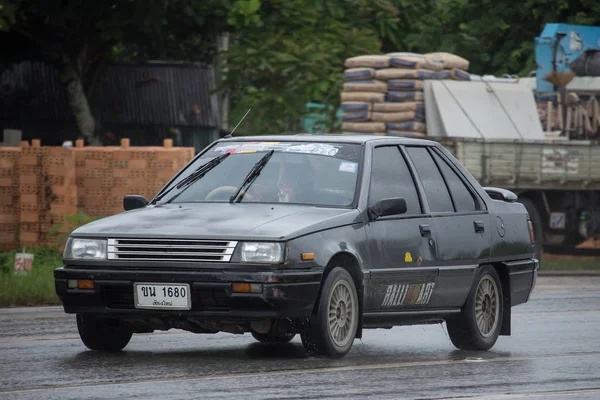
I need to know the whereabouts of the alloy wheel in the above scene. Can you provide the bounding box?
[475,275,500,338]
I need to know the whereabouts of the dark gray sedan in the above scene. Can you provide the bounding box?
[54,135,538,358]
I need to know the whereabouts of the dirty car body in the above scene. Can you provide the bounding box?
[54,135,539,357]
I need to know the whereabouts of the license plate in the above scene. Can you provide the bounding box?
[133,283,191,310]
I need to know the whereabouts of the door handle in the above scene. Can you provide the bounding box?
[474,221,485,233]
[419,224,431,237]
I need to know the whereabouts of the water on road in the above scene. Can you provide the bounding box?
[1,276,599,399]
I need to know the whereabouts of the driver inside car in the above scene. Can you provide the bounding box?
[202,151,317,203]
[275,155,316,203]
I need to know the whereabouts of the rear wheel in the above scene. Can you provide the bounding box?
[301,267,359,358]
[446,266,503,351]
[77,314,133,352]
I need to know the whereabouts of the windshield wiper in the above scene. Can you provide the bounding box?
[153,153,230,204]
[229,150,275,204]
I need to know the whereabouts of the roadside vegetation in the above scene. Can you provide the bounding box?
[0,213,96,307]
[0,246,62,307]
[541,254,600,271]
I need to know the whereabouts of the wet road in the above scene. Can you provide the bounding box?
[1,276,600,400]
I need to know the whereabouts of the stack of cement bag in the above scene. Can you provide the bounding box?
[340,52,470,137]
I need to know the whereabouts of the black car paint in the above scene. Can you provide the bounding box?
[54,135,538,337]
[66,203,361,244]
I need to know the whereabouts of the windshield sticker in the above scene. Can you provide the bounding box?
[211,144,243,154]
[339,161,358,173]
[213,142,288,154]
[210,142,343,157]
[282,143,340,156]
[234,142,290,153]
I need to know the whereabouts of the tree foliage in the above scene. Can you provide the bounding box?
[221,0,411,134]
[3,0,600,139]
[0,0,230,143]
[405,0,600,76]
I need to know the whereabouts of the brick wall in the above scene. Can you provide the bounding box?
[0,138,194,250]
[18,141,78,247]
[0,148,20,250]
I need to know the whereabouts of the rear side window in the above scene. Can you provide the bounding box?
[431,151,478,212]
[405,146,454,213]
[369,146,421,215]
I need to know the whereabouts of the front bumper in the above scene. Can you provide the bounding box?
[54,266,322,320]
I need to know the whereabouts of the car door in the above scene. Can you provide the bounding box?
[364,145,439,312]
[404,146,491,308]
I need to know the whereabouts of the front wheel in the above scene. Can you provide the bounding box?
[301,267,359,358]
[446,266,503,351]
[77,314,133,352]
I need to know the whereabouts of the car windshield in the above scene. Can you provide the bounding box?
[155,141,362,207]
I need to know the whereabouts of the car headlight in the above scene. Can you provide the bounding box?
[237,242,284,263]
[64,238,107,260]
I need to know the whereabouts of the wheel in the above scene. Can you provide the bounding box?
[300,267,359,358]
[76,314,133,351]
[446,266,503,351]
[517,197,543,260]
[251,331,296,343]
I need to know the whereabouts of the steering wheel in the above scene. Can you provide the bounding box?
[204,186,256,202]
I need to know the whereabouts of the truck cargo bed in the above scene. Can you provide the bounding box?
[437,137,600,190]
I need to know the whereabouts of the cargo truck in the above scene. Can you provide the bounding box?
[426,23,600,259]
[302,23,600,259]
[427,76,599,260]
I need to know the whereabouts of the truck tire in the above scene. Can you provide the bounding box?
[517,197,543,260]
[251,331,296,343]
[446,265,503,351]
[301,267,359,358]
[77,314,133,352]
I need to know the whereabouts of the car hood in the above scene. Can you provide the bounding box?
[73,203,362,241]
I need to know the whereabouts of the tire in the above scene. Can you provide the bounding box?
[76,314,133,352]
[251,331,296,343]
[517,197,543,260]
[300,267,359,358]
[446,266,503,351]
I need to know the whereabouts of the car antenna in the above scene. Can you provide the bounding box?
[224,108,251,138]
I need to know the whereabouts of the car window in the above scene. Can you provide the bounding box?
[405,146,454,213]
[369,146,421,215]
[431,150,478,212]
[155,141,362,207]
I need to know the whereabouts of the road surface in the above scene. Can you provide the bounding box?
[1,276,599,399]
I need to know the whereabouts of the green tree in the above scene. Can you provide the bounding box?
[220,0,412,135]
[0,0,229,144]
[406,0,600,76]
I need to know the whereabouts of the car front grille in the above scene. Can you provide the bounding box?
[101,284,134,309]
[192,287,232,311]
[107,238,238,262]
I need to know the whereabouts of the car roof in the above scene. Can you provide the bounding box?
[217,134,439,146]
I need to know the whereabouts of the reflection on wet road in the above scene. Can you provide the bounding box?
[1,276,599,399]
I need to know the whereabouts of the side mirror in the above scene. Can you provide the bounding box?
[370,197,407,219]
[483,187,517,203]
[123,195,149,211]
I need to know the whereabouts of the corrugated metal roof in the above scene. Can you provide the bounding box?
[0,61,72,121]
[0,61,221,128]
